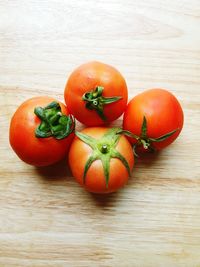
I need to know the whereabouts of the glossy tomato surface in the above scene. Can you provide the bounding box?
[64,61,128,126]
[123,89,184,150]
[9,96,74,166]
[68,127,134,194]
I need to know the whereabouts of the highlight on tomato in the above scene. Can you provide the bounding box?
[64,61,128,126]
[68,127,134,194]
[9,96,75,166]
[122,88,184,154]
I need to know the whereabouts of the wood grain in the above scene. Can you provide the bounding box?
[0,0,200,266]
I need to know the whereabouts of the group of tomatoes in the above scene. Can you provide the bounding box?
[9,61,184,194]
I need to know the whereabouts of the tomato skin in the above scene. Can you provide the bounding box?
[9,96,74,166]
[64,61,128,126]
[68,127,134,194]
[123,89,184,150]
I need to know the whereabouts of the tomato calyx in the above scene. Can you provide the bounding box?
[119,116,178,156]
[75,128,131,188]
[34,101,75,139]
[82,86,122,121]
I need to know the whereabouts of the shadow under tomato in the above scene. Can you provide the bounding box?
[134,149,163,167]
[126,149,165,189]
[34,158,73,182]
[86,190,123,208]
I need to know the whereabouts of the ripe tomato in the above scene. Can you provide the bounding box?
[68,127,134,194]
[64,61,128,126]
[122,89,184,153]
[9,96,75,166]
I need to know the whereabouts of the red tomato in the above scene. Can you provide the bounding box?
[68,127,134,194]
[9,96,75,166]
[64,61,128,126]
[123,89,184,152]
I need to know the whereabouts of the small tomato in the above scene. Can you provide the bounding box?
[64,61,128,126]
[9,96,75,166]
[122,88,184,154]
[68,127,134,194]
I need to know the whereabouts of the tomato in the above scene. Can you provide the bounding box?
[64,61,128,126]
[122,89,184,153]
[68,127,134,194]
[9,96,75,166]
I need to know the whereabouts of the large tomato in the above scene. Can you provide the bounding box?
[9,96,75,166]
[64,61,128,126]
[123,89,184,153]
[68,127,134,194]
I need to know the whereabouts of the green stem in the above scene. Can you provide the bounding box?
[101,144,109,154]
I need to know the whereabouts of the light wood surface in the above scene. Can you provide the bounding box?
[1,0,200,266]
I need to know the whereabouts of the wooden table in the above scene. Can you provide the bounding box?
[1,0,200,266]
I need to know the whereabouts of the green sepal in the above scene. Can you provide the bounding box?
[141,116,147,138]
[75,131,96,149]
[117,129,140,140]
[121,116,178,154]
[111,150,131,176]
[83,153,99,184]
[101,155,110,188]
[102,127,121,145]
[82,86,122,121]
[35,124,52,138]
[34,102,75,140]
[34,107,46,120]
[75,128,132,188]
[149,129,178,142]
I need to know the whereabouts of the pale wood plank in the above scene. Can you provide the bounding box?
[0,0,200,266]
